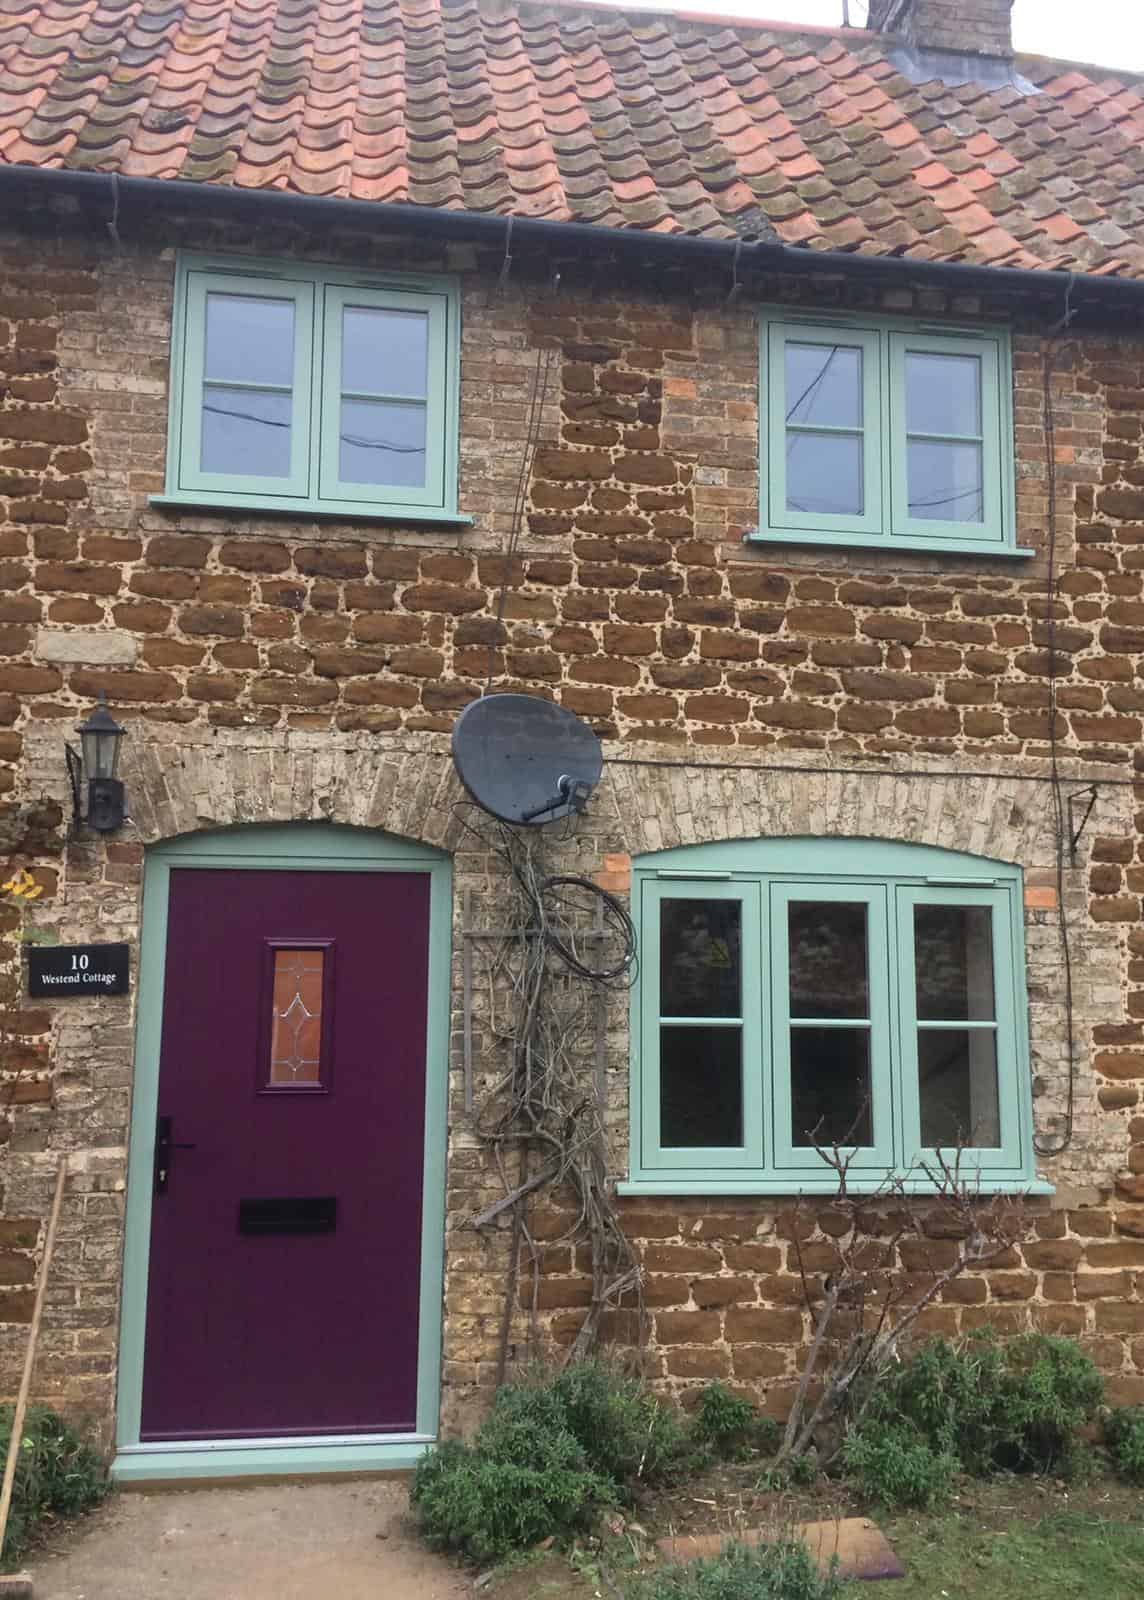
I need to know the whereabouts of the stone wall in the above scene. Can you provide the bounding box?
[1,197,1144,1442]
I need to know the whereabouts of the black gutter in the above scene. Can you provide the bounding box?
[4,161,1143,318]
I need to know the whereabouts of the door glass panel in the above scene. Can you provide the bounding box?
[788,901,868,1019]
[201,386,292,477]
[785,343,862,427]
[659,900,741,1018]
[918,1028,1000,1147]
[790,1026,872,1147]
[907,439,984,522]
[787,434,863,517]
[339,398,427,487]
[905,351,981,436]
[660,1025,742,1147]
[342,306,429,397]
[269,948,325,1086]
[914,905,995,1020]
[204,293,295,387]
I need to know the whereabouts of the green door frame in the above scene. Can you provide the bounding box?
[114,823,451,1483]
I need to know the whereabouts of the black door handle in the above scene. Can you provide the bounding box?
[155,1115,196,1195]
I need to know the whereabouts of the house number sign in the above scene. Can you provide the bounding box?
[27,943,130,998]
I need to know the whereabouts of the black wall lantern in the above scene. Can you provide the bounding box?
[66,694,127,833]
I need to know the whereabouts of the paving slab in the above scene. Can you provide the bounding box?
[30,1480,470,1600]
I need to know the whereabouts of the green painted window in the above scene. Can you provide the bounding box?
[626,838,1041,1195]
[756,313,1023,557]
[159,255,462,522]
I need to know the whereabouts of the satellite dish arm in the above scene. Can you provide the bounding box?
[519,774,593,825]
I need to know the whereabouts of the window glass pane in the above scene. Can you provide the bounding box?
[787,434,863,517]
[914,906,995,1021]
[201,386,292,477]
[790,1026,872,1147]
[269,949,324,1085]
[204,293,294,387]
[659,900,741,1018]
[785,342,862,428]
[906,351,981,437]
[660,1025,742,1147]
[788,901,868,1019]
[339,399,427,487]
[342,307,429,397]
[907,439,984,522]
[918,1028,1000,1147]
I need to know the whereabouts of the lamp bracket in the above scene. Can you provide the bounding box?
[65,743,83,829]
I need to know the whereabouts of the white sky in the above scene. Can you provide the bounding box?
[596,0,1144,73]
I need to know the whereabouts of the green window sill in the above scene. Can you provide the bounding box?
[149,493,474,528]
[617,1176,1054,1197]
[746,531,1034,560]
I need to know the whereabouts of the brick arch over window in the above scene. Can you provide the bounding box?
[106,728,463,851]
[603,759,1071,869]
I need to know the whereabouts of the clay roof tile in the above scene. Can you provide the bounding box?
[0,0,1139,273]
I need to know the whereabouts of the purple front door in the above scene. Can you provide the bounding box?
[140,867,431,1441]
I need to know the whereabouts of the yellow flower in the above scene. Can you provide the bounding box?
[2,869,42,901]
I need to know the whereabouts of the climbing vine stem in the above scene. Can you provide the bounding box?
[457,807,641,1375]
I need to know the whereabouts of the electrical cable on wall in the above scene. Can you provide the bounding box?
[1034,281,1079,1158]
[485,294,557,693]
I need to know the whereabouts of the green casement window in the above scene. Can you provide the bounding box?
[756,312,1024,558]
[157,255,463,522]
[625,839,1043,1196]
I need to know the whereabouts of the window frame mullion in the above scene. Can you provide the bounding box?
[626,846,1034,1196]
[769,879,897,1175]
[162,254,461,522]
[895,883,1025,1173]
[635,877,763,1177]
[177,269,315,503]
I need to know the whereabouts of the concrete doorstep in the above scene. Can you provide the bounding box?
[27,1481,469,1600]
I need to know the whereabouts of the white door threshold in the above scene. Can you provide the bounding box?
[112,1433,434,1483]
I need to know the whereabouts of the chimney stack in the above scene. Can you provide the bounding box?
[867,0,1014,58]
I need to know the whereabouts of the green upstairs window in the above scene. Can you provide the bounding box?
[625,838,1042,1196]
[158,255,462,522]
[757,313,1023,558]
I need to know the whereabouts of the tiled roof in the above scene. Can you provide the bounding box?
[2,0,1144,277]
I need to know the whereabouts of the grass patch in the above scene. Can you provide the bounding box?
[884,1508,1144,1600]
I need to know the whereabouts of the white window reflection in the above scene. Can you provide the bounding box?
[200,293,295,478]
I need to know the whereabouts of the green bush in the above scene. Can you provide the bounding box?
[635,1539,843,1600]
[411,1360,684,1564]
[1106,1406,1144,1485]
[410,1435,614,1566]
[548,1358,686,1486]
[843,1332,1104,1509]
[842,1417,958,1509]
[0,1406,107,1566]
[690,1383,776,1463]
[996,1332,1104,1473]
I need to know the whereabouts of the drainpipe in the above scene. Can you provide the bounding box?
[2,162,1142,321]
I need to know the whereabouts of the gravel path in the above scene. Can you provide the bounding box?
[29,1480,470,1600]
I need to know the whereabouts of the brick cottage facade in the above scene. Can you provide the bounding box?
[2,0,1144,1476]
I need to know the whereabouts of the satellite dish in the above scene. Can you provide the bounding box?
[452,694,603,826]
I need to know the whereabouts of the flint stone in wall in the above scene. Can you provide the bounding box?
[35,628,138,666]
